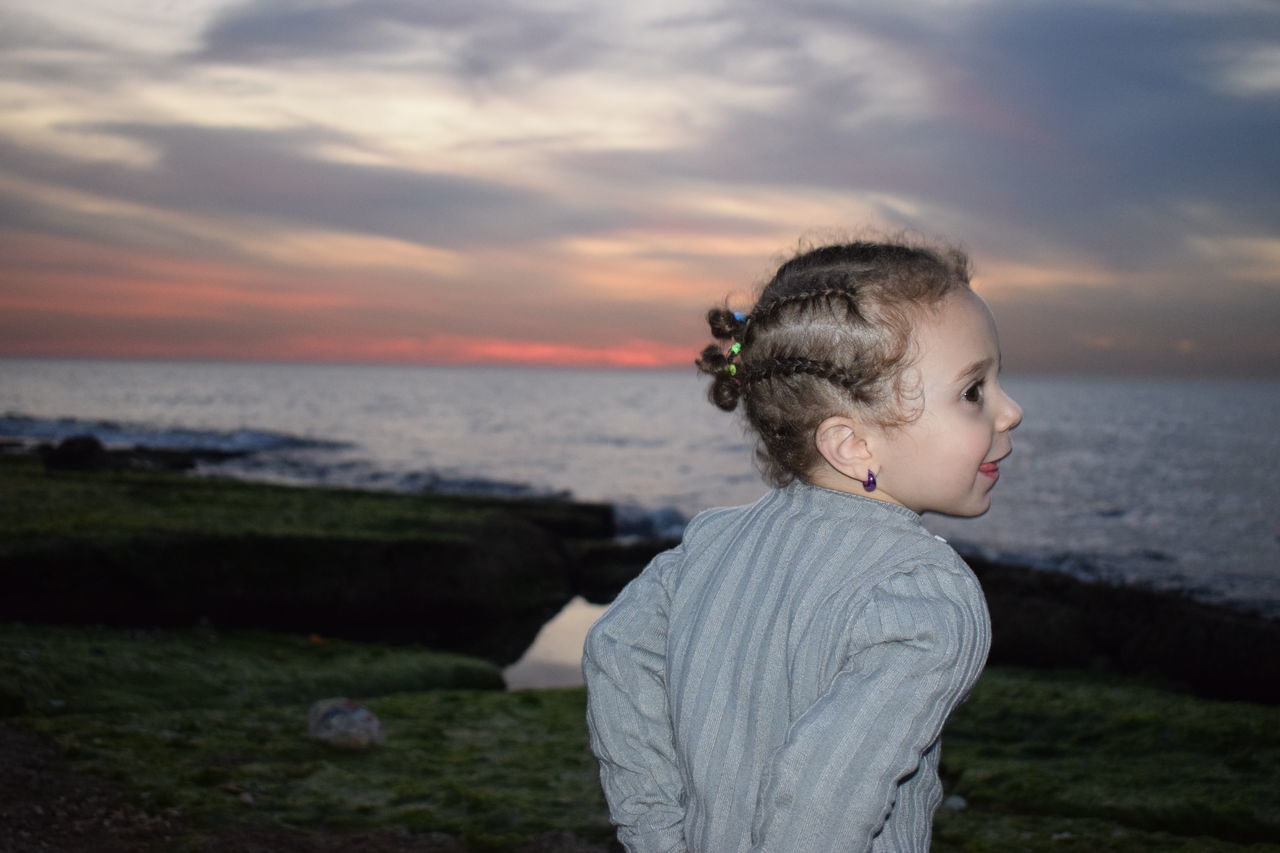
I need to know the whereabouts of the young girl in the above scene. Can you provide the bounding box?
[583,237,1022,852]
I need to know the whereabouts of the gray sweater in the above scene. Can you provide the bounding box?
[583,482,990,852]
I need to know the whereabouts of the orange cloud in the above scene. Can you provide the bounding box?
[0,233,359,321]
[0,234,704,366]
[271,334,693,368]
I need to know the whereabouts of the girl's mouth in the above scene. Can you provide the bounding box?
[978,461,1000,480]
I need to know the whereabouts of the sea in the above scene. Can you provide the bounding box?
[2,358,1278,687]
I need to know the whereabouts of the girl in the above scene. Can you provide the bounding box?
[583,237,1023,852]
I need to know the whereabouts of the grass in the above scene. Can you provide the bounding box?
[4,624,1278,851]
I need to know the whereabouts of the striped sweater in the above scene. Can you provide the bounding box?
[583,481,990,852]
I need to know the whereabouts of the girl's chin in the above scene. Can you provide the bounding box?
[934,494,993,518]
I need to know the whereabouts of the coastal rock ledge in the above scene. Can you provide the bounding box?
[2,513,581,667]
[2,449,1276,703]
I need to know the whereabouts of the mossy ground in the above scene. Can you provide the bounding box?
[24,688,607,851]
[0,623,502,717]
[937,668,1280,850]
[3,625,1277,851]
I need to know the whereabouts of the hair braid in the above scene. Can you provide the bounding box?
[742,355,874,403]
[751,287,863,329]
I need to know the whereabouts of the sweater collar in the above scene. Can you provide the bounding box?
[786,480,923,525]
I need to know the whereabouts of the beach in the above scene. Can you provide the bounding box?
[2,359,1279,849]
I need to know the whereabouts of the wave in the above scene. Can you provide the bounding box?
[203,454,577,503]
[0,413,347,454]
[612,504,688,540]
[948,535,1180,584]
[945,537,1276,618]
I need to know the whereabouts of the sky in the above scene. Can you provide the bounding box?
[1,0,1278,376]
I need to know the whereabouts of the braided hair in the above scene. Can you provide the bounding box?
[695,237,971,486]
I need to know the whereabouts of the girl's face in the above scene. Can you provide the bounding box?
[868,289,1023,517]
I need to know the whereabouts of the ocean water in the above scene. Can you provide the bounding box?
[2,359,1278,628]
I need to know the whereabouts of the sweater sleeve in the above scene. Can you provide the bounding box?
[582,545,688,853]
[749,564,988,852]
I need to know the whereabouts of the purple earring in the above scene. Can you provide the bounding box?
[863,469,877,492]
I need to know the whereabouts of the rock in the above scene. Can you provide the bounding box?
[36,436,248,474]
[444,513,576,664]
[125,448,198,471]
[307,698,384,750]
[570,539,676,604]
[965,550,1280,705]
[41,436,109,471]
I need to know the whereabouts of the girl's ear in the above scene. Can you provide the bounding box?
[814,415,875,480]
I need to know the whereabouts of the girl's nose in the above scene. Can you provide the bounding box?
[999,391,1023,433]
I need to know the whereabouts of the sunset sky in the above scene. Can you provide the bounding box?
[1,0,1277,375]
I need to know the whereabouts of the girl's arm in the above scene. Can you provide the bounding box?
[750,562,988,852]
[583,546,688,853]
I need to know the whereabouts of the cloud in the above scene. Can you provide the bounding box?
[195,0,604,81]
[991,277,1280,377]
[0,123,626,248]
[962,3,1280,214]
[557,0,1280,269]
[0,0,1276,374]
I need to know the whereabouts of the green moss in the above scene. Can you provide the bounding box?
[0,623,502,716]
[0,454,609,545]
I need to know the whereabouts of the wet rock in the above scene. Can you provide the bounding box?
[37,435,248,473]
[41,436,109,471]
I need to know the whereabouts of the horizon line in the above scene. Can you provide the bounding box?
[1,352,1277,381]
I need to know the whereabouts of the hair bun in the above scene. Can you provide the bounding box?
[694,343,741,411]
[706,308,746,341]
[709,372,742,411]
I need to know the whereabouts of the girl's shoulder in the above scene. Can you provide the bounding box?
[855,529,990,628]
[682,501,749,536]
[880,525,967,568]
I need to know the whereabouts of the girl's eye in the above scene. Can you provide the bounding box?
[963,382,984,404]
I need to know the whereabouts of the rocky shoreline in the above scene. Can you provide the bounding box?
[3,440,1279,851]
[3,438,1278,704]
